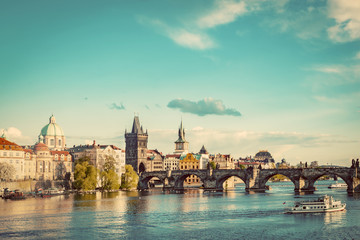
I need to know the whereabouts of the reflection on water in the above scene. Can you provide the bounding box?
[1,180,360,240]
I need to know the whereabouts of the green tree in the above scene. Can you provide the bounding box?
[74,156,97,191]
[238,164,245,169]
[120,165,139,190]
[0,162,16,181]
[209,161,216,170]
[100,156,120,191]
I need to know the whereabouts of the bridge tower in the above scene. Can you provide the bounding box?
[125,116,148,173]
[174,120,189,154]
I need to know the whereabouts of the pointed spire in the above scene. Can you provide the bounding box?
[131,116,144,134]
[175,120,187,143]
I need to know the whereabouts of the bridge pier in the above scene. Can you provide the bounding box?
[294,177,315,193]
[246,168,267,192]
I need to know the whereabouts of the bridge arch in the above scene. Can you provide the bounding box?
[138,174,165,190]
[259,172,297,190]
[216,174,246,190]
[174,173,205,189]
[307,170,350,190]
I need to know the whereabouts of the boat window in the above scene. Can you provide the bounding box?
[303,206,306,209]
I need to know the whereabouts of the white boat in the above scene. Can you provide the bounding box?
[286,195,346,214]
[328,182,347,189]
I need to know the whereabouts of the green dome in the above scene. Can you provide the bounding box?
[40,115,64,137]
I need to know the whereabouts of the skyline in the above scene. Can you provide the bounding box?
[1,0,359,165]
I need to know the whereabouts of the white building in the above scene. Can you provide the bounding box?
[0,137,24,180]
[68,140,125,181]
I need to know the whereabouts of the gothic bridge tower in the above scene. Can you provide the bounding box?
[125,116,148,173]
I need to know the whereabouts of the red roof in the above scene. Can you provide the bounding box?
[24,149,34,154]
[50,150,70,156]
[0,138,23,151]
[165,154,181,158]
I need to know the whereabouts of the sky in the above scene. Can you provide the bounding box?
[0,0,359,166]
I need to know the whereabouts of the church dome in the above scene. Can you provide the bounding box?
[34,142,49,151]
[40,115,64,137]
[255,150,272,158]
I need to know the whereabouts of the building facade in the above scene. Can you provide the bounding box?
[0,137,24,180]
[179,153,200,184]
[146,149,164,172]
[68,140,125,180]
[125,116,148,173]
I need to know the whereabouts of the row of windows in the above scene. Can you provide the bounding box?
[0,151,22,157]
[180,166,199,170]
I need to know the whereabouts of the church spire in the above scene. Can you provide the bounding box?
[131,116,143,134]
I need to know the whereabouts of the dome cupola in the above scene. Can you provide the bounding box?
[40,115,64,137]
[38,115,66,150]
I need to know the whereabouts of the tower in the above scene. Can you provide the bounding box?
[174,120,189,154]
[125,116,148,173]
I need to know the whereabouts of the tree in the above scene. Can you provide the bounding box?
[238,164,245,169]
[0,162,16,181]
[74,156,97,191]
[209,161,216,170]
[100,156,120,191]
[120,165,139,190]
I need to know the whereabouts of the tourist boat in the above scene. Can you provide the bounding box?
[2,189,26,200]
[286,195,346,213]
[328,182,347,189]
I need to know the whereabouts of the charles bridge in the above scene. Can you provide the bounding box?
[138,167,360,194]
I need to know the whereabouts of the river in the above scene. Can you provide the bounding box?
[1,180,360,240]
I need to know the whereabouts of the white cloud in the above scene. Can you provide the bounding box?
[327,0,360,42]
[167,97,241,116]
[313,66,342,74]
[138,18,216,50]
[197,0,247,28]
[308,64,360,87]
[0,127,31,144]
[168,29,216,50]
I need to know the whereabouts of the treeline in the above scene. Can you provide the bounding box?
[73,156,138,191]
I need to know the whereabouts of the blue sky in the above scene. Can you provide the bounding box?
[1,0,359,166]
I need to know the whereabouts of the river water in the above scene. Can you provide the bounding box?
[1,180,360,240]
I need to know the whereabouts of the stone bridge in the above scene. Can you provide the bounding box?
[138,167,360,193]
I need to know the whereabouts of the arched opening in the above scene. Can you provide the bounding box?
[147,177,163,188]
[217,175,246,191]
[312,173,348,193]
[139,162,146,173]
[176,174,204,189]
[261,174,295,192]
[139,175,164,190]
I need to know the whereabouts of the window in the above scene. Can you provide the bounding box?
[50,139,54,145]
[3,152,7,157]
[59,139,61,145]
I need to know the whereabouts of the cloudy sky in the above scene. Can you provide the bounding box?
[1,0,359,166]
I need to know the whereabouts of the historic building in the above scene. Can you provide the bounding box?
[164,153,181,170]
[0,137,24,180]
[237,150,276,169]
[125,116,148,173]
[68,140,125,180]
[210,153,235,188]
[31,142,72,180]
[179,153,200,184]
[146,149,164,172]
[38,115,66,150]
